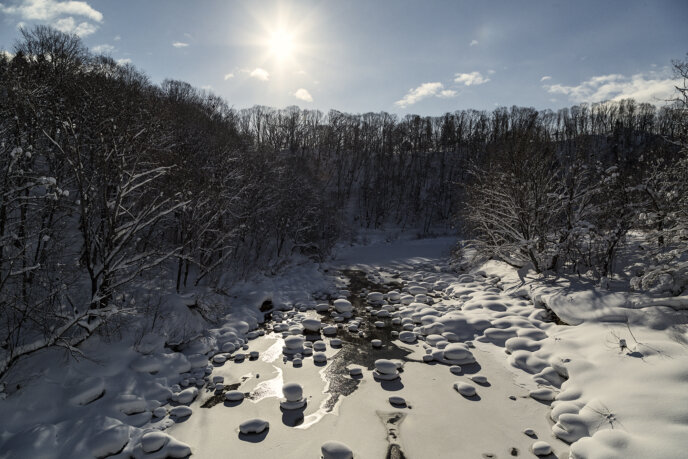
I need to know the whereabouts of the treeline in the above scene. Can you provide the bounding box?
[0,26,686,377]
[461,72,687,279]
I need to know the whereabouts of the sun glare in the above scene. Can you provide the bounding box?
[268,28,295,61]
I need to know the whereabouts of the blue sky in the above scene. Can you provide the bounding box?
[1,0,686,115]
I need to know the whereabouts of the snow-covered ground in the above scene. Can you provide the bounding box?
[1,235,688,458]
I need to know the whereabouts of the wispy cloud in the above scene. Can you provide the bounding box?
[53,16,97,36]
[116,58,131,65]
[469,39,479,47]
[544,71,678,104]
[224,72,234,80]
[540,75,552,82]
[249,67,269,81]
[113,35,121,41]
[92,44,114,54]
[172,42,189,48]
[395,82,457,107]
[454,71,490,86]
[294,88,313,102]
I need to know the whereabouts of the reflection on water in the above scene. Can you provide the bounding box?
[261,338,285,363]
[248,366,283,402]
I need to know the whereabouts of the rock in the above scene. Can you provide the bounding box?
[450,365,462,375]
[280,382,306,409]
[471,375,488,385]
[399,331,416,343]
[302,318,322,332]
[225,390,244,402]
[221,342,236,353]
[422,354,434,362]
[524,428,536,437]
[531,441,552,456]
[169,406,192,418]
[529,388,557,402]
[282,383,303,402]
[330,338,342,347]
[212,354,226,364]
[389,396,406,406]
[176,387,198,404]
[323,325,338,335]
[453,382,477,397]
[239,418,269,435]
[284,336,305,351]
[372,339,382,348]
[212,376,224,384]
[367,292,384,303]
[321,441,354,459]
[374,359,398,375]
[233,353,245,362]
[313,341,327,352]
[152,407,167,418]
[293,358,302,366]
[374,321,385,328]
[349,367,362,376]
[316,303,330,312]
[313,352,327,363]
[333,299,353,313]
[442,343,476,364]
[141,431,169,453]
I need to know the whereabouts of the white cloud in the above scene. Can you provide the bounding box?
[395,82,457,107]
[0,0,103,22]
[249,67,269,81]
[487,69,496,75]
[544,71,678,104]
[172,42,189,48]
[1,49,14,59]
[540,75,552,82]
[224,72,235,80]
[116,58,131,65]
[113,35,121,41]
[52,16,97,36]
[469,39,479,47]
[293,88,313,102]
[92,43,114,54]
[454,71,490,86]
[201,85,213,91]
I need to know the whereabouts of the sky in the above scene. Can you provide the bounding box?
[1,0,686,115]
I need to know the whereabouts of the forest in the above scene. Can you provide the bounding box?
[1,26,686,380]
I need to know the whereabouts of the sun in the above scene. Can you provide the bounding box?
[268,28,295,61]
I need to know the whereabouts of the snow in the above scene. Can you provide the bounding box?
[453,381,477,397]
[532,440,552,456]
[4,234,688,458]
[239,418,269,434]
[321,440,354,459]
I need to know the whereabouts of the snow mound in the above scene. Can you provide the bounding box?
[239,418,269,434]
[321,440,354,459]
[453,381,477,397]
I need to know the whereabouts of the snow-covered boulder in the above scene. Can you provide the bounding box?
[239,418,269,434]
[321,441,354,459]
[333,299,353,313]
[225,391,244,402]
[302,318,322,332]
[453,381,476,397]
[442,343,476,365]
